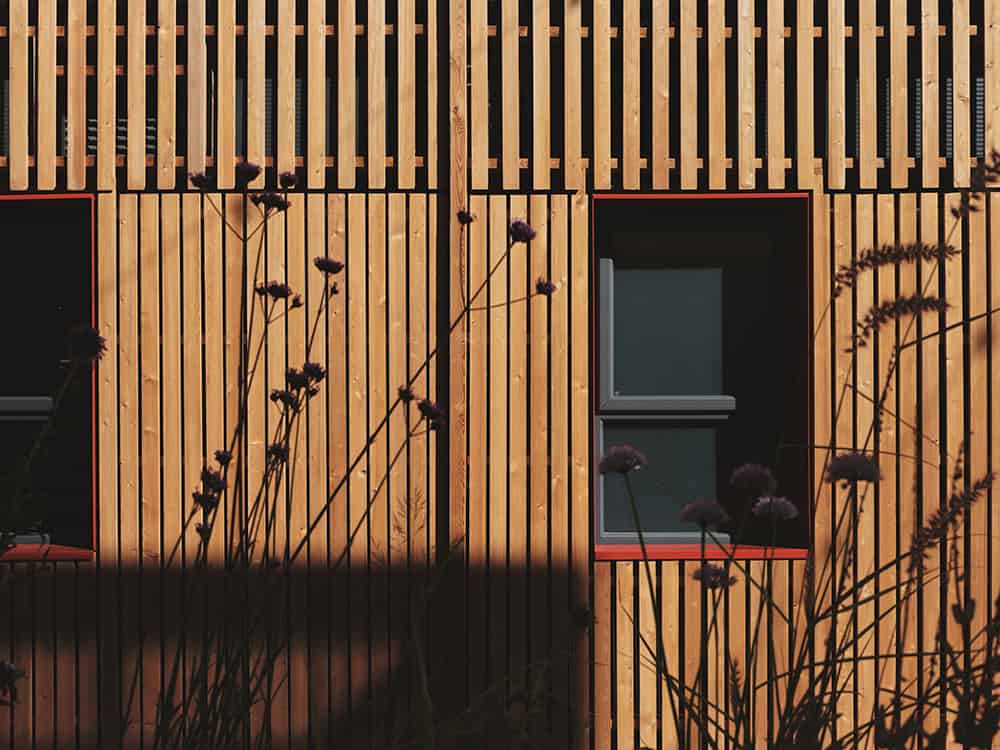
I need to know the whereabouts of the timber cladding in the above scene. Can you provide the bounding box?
[0,1,997,750]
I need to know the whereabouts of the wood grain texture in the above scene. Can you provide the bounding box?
[127,0,146,189]
[593,0,611,189]
[186,0,207,180]
[367,0,386,187]
[858,0,877,189]
[157,0,176,189]
[66,0,87,189]
[707,0,726,189]
[651,0,670,189]
[563,0,584,190]
[922,0,940,187]
[8,2,27,190]
[680,0,698,189]
[766,0,784,188]
[36,0,56,190]
[307,0,326,188]
[246,0,265,189]
[827,0,846,189]
[795,0,815,188]
[337,0,356,190]
[737,0,754,188]
[533,0,551,189]
[216,0,236,188]
[952,0,971,187]
[889,0,908,187]
[622,0,640,190]
[502,0,521,188]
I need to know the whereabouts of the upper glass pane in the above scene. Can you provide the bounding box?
[601,421,717,536]
[612,266,723,396]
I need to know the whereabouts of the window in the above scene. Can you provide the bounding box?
[594,195,811,556]
[0,196,94,557]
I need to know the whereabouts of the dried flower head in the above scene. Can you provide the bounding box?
[0,661,26,705]
[261,281,293,300]
[328,282,340,296]
[285,368,310,390]
[826,452,880,484]
[189,171,213,191]
[850,295,947,351]
[752,496,799,521]
[290,294,303,309]
[195,523,211,542]
[201,468,226,493]
[832,242,960,299]
[214,449,232,467]
[314,256,345,275]
[729,463,777,497]
[692,563,737,590]
[67,324,107,363]
[279,171,298,189]
[598,445,647,475]
[235,161,262,189]
[302,362,326,382]
[417,399,447,430]
[251,191,291,213]
[909,473,994,576]
[509,219,537,244]
[535,278,558,296]
[398,386,415,403]
[679,499,730,529]
[457,209,476,226]
[267,442,289,464]
[270,388,301,411]
[192,491,218,513]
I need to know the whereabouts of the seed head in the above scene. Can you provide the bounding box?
[598,445,647,475]
[235,161,262,189]
[826,452,880,484]
[729,463,777,497]
[279,171,298,189]
[189,172,213,191]
[752,496,799,521]
[679,499,730,529]
[192,491,218,512]
[201,469,226,493]
[314,256,345,275]
[535,278,558,296]
[692,563,737,590]
[509,219,537,244]
[67,324,107,363]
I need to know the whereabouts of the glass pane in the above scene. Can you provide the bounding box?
[612,267,723,396]
[0,388,92,548]
[602,421,717,535]
[0,199,91,396]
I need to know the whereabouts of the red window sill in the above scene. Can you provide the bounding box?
[595,543,809,561]
[0,544,94,562]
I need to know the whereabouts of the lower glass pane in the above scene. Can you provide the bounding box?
[601,421,718,538]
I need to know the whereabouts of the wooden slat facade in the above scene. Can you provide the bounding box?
[3,1,1000,748]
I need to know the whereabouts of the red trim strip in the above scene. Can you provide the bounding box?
[594,544,809,561]
[0,545,94,562]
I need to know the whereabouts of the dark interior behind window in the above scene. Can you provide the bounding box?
[0,197,93,549]
[595,196,811,549]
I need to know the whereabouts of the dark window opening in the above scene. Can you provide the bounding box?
[594,196,811,550]
[0,197,94,551]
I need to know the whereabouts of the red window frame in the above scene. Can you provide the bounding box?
[591,192,812,562]
[0,193,96,563]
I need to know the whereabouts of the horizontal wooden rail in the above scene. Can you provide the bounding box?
[0,24,979,40]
